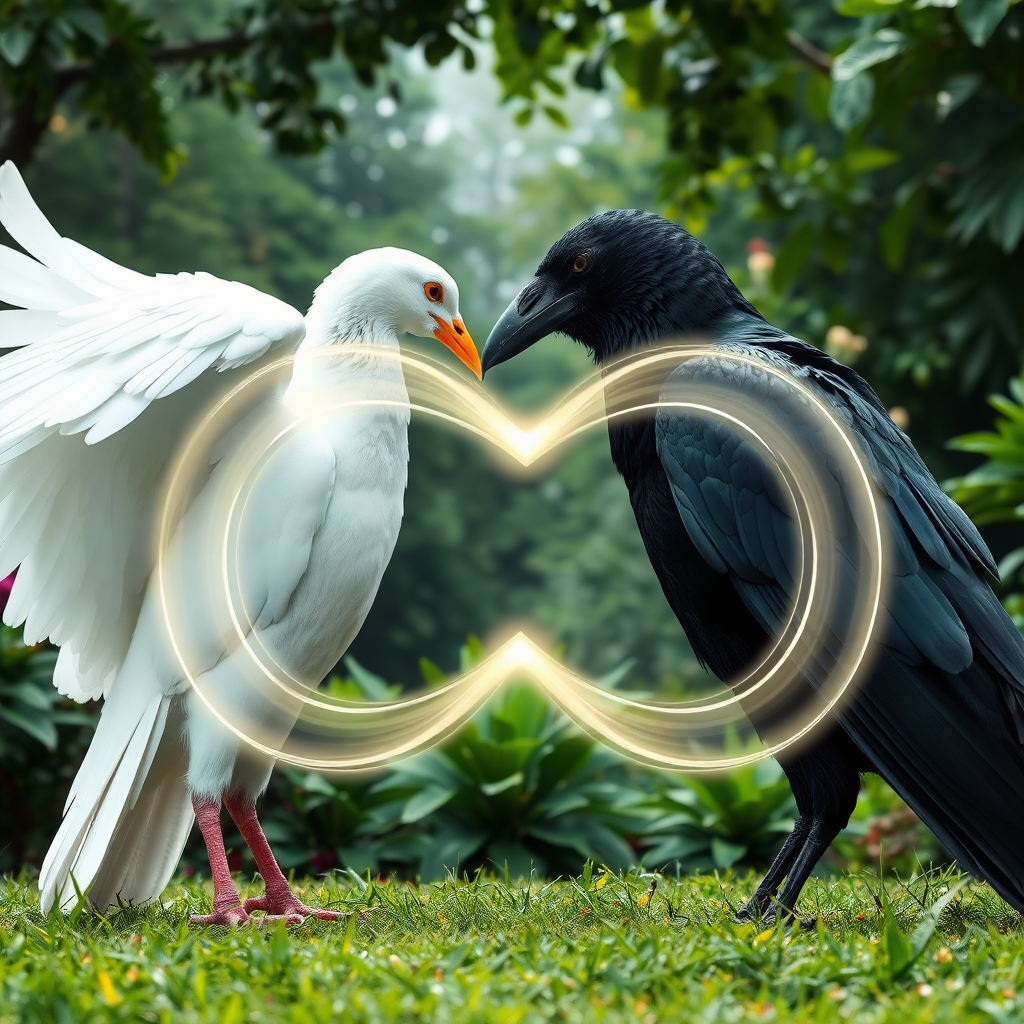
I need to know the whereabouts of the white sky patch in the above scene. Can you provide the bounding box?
[555,145,581,167]
[423,111,452,146]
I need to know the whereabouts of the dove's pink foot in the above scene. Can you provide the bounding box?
[190,796,248,926]
[241,893,346,921]
[188,905,250,926]
[225,793,345,922]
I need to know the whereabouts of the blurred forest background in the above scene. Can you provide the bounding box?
[1,0,1023,884]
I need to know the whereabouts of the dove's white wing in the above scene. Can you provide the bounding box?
[0,162,306,701]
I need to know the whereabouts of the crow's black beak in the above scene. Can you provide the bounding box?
[481,278,575,376]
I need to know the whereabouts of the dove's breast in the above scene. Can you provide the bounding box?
[270,404,410,680]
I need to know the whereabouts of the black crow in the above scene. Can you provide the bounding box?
[481,210,1024,921]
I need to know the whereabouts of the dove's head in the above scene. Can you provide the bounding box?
[308,247,481,378]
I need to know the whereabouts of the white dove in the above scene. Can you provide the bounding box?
[0,162,481,924]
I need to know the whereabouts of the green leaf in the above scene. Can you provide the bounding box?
[883,879,967,978]
[829,71,875,132]
[400,785,456,823]
[543,105,569,128]
[0,27,34,67]
[832,31,906,82]
[66,9,108,45]
[459,635,486,671]
[419,657,446,687]
[480,772,524,797]
[906,880,967,966]
[882,892,915,976]
[711,838,747,869]
[5,680,52,711]
[342,656,395,701]
[0,706,57,749]
[956,0,1009,46]
[936,73,983,120]
[595,659,635,690]
[575,55,605,91]
[836,0,905,13]
[844,147,900,173]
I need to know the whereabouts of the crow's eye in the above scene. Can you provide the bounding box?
[572,254,590,273]
[424,282,444,303]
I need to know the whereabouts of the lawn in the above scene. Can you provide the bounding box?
[1,867,1022,1023]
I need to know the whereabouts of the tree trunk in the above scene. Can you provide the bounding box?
[0,87,55,171]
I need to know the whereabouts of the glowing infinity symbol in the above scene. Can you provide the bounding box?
[155,342,885,773]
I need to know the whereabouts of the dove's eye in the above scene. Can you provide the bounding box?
[424,282,444,303]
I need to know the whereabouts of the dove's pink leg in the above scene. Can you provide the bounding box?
[189,796,248,926]
[224,793,345,921]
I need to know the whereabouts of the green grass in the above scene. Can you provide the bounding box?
[2,868,1023,1022]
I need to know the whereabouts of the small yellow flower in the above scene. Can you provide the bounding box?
[98,970,121,1006]
[638,879,656,908]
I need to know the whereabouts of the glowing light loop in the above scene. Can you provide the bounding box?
[155,342,885,772]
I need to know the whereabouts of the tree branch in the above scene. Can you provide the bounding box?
[785,30,833,76]
[52,20,337,91]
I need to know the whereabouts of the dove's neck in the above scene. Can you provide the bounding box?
[299,271,404,352]
[285,279,407,410]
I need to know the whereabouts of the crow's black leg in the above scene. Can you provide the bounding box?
[733,816,809,922]
[734,744,821,924]
[737,730,864,927]
[771,812,850,923]
[769,761,860,925]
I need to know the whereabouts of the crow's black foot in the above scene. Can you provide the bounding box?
[732,901,772,926]
[732,903,816,932]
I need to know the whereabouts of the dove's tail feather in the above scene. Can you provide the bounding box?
[38,678,193,914]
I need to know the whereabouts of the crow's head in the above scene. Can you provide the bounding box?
[482,210,758,373]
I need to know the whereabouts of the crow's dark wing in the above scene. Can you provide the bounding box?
[655,341,1024,907]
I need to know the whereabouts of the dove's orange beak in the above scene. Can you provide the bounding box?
[431,313,482,379]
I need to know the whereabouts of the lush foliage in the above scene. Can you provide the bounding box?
[947,369,1024,625]
[176,645,930,883]
[642,755,797,874]
[4,1,1022,464]
[0,626,94,874]
[2,868,1023,1022]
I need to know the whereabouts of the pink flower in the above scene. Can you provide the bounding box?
[0,571,15,618]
